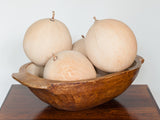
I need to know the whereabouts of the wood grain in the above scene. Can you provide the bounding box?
[0,85,159,120]
[12,56,144,111]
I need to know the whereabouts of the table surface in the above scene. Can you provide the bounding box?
[0,85,160,120]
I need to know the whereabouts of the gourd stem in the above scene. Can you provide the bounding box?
[50,11,55,21]
[81,35,85,38]
[93,16,97,21]
[52,54,57,61]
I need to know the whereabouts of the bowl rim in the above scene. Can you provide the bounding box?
[12,55,144,89]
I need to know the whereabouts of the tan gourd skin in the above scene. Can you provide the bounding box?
[72,35,87,57]
[43,50,96,81]
[23,12,72,66]
[26,63,44,77]
[85,18,137,72]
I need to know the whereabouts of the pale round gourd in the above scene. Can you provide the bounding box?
[26,63,44,77]
[43,50,96,81]
[85,17,137,72]
[23,11,72,66]
[72,35,87,56]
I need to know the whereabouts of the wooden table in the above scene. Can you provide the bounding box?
[0,85,160,120]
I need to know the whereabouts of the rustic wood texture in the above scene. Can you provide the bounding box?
[12,56,144,111]
[0,85,159,120]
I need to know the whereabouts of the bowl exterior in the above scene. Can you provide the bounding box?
[29,68,139,111]
[12,56,144,111]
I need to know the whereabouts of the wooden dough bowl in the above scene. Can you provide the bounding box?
[12,55,144,111]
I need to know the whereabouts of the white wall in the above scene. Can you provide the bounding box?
[0,0,160,108]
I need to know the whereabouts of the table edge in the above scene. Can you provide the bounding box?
[146,86,160,115]
[0,85,14,111]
